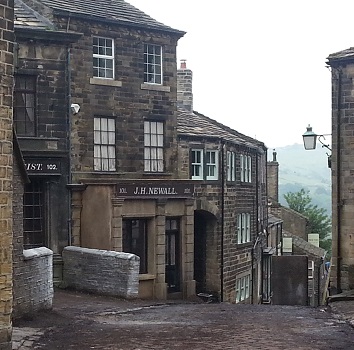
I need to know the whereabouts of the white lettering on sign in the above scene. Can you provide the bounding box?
[133,187,178,195]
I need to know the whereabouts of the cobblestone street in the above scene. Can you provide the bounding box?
[11,290,354,350]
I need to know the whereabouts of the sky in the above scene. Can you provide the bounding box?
[127,0,354,148]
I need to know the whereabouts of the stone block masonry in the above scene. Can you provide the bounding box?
[0,0,14,349]
[62,247,139,299]
[13,248,53,319]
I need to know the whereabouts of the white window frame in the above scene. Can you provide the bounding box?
[191,149,203,180]
[94,117,116,171]
[206,150,218,180]
[236,275,251,303]
[237,213,251,244]
[144,121,164,172]
[93,36,114,79]
[227,151,236,181]
[240,154,252,183]
[144,44,162,84]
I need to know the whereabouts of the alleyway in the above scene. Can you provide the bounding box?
[13,289,354,350]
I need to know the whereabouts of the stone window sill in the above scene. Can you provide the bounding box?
[140,83,171,92]
[139,274,155,281]
[90,77,122,87]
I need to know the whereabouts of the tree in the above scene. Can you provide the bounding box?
[284,188,332,254]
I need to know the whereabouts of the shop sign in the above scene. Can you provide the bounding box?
[25,158,61,175]
[117,183,194,198]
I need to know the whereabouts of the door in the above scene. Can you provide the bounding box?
[165,218,180,293]
[194,211,207,293]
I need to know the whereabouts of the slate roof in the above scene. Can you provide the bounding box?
[268,214,283,226]
[177,109,266,151]
[38,0,184,35]
[14,0,54,30]
[327,47,354,63]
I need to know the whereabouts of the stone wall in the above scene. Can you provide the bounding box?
[0,0,14,349]
[62,246,140,298]
[13,248,53,319]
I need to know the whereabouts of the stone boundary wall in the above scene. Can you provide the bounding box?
[13,248,54,319]
[62,247,139,298]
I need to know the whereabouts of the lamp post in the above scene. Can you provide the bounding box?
[302,125,332,168]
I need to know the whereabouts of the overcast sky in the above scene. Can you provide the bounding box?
[128,0,354,148]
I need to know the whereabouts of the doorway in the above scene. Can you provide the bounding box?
[194,211,207,293]
[165,218,180,293]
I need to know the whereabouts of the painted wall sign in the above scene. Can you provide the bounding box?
[117,183,194,198]
[25,158,61,175]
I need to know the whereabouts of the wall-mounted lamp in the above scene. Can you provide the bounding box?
[302,124,332,168]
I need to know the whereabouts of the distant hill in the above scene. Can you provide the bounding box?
[269,143,332,215]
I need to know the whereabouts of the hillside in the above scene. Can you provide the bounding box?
[269,143,332,215]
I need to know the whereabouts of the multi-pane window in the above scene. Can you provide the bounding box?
[226,151,236,181]
[236,274,251,303]
[144,44,162,84]
[237,213,251,244]
[123,219,148,274]
[23,181,45,249]
[144,121,164,172]
[240,154,252,182]
[93,37,114,79]
[14,75,36,136]
[206,151,218,180]
[94,117,116,171]
[191,149,203,180]
[191,149,219,180]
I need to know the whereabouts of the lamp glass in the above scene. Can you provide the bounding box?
[302,125,317,150]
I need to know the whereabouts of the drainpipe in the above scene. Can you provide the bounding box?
[66,45,73,246]
[336,68,342,294]
[251,152,260,304]
[220,140,225,302]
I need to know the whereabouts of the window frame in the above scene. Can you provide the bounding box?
[23,181,45,249]
[144,120,164,173]
[240,154,252,183]
[236,275,251,303]
[206,150,218,180]
[14,74,36,136]
[93,36,115,79]
[191,149,204,180]
[144,43,162,85]
[122,219,148,274]
[237,213,251,244]
[94,117,116,172]
[226,151,236,182]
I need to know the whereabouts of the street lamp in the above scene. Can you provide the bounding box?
[302,125,332,168]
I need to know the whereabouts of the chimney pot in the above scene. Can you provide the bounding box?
[180,59,187,69]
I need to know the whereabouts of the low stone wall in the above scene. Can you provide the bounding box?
[62,246,139,298]
[13,247,54,319]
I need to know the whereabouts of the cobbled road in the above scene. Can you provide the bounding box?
[13,290,354,350]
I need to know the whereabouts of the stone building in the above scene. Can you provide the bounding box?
[177,63,268,303]
[327,48,354,293]
[0,1,14,348]
[13,0,81,285]
[18,0,196,300]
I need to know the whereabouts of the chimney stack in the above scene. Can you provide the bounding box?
[267,150,279,203]
[177,59,193,112]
